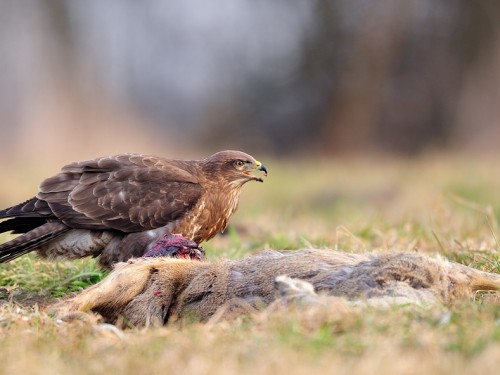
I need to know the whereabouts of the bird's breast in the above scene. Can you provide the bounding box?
[173,188,242,243]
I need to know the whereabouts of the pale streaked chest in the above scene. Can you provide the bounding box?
[177,187,242,243]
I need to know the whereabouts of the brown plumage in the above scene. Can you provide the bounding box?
[53,237,500,328]
[0,150,267,268]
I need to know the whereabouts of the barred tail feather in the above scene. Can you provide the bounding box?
[0,197,53,219]
[0,222,69,262]
[0,217,49,234]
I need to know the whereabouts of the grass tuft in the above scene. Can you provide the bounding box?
[1,154,500,374]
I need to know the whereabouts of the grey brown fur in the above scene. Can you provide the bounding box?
[0,150,266,268]
[54,249,500,327]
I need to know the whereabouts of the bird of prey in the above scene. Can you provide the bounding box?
[0,150,267,268]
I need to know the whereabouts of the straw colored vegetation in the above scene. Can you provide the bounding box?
[0,153,499,375]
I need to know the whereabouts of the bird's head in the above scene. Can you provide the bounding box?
[143,234,205,261]
[203,150,268,185]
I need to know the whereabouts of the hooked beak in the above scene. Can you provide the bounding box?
[250,160,268,182]
[256,160,268,176]
[243,160,267,182]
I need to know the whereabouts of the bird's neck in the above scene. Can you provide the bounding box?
[218,185,242,222]
[205,181,242,232]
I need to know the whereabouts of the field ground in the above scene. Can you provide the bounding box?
[0,153,500,374]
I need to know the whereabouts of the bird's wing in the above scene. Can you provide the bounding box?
[37,154,203,232]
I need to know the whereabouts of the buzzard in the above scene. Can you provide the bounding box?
[0,150,267,268]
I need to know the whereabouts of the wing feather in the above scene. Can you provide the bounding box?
[37,154,203,232]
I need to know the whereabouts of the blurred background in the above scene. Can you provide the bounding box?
[1,0,500,259]
[1,0,500,197]
[2,0,500,156]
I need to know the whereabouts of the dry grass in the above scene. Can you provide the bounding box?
[1,153,500,375]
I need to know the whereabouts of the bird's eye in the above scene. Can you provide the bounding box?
[234,160,244,167]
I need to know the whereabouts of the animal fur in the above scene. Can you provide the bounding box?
[53,249,500,327]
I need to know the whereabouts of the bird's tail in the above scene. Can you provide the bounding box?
[0,197,54,235]
[0,217,49,234]
[0,222,69,262]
